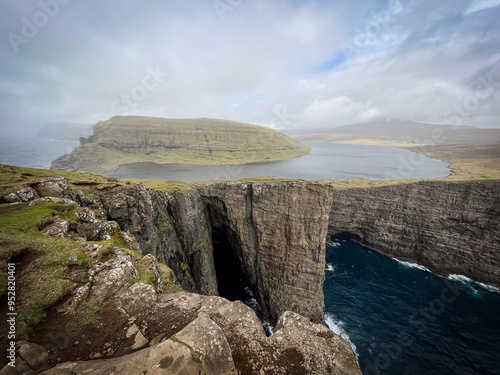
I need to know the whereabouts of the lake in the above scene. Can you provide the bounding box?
[105,142,450,181]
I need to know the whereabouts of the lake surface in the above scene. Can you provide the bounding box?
[324,236,500,375]
[106,142,450,181]
[0,138,450,181]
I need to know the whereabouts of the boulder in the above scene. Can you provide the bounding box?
[2,193,21,203]
[30,177,75,200]
[16,187,39,202]
[18,341,49,371]
[43,316,236,375]
[42,217,69,238]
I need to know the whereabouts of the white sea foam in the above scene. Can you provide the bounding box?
[326,241,341,248]
[477,282,500,294]
[448,275,499,294]
[325,263,335,273]
[325,312,359,361]
[263,321,274,336]
[448,274,479,295]
[448,274,474,283]
[395,258,431,273]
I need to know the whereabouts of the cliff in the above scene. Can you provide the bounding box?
[1,172,498,373]
[51,116,311,173]
[94,179,500,325]
[327,180,500,286]
[0,177,360,374]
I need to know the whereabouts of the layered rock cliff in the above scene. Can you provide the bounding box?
[94,179,500,326]
[327,180,500,287]
[1,175,498,373]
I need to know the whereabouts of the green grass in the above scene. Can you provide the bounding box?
[51,116,311,173]
[0,203,91,338]
[79,301,101,325]
[0,163,119,196]
[124,178,192,193]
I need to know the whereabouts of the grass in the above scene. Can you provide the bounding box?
[0,198,181,339]
[51,116,311,173]
[79,301,101,325]
[0,163,119,196]
[0,203,89,338]
[123,178,192,193]
[406,143,500,181]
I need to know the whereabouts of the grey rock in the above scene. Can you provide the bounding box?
[42,217,69,238]
[30,177,75,200]
[18,341,49,371]
[3,193,21,203]
[16,187,39,202]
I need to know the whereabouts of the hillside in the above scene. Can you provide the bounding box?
[291,120,500,146]
[51,116,310,173]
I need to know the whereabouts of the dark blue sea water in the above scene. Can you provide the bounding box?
[324,236,500,375]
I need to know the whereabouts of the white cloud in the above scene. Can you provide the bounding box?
[0,0,498,133]
[464,0,500,15]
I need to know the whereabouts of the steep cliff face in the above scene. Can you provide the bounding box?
[96,179,500,326]
[328,180,500,287]
[199,182,334,324]
[99,185,217,295]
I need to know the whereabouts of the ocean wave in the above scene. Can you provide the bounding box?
[395,259,431,273]
[448,274,473,283]
[325,263,335,273]
[448,275,499,295]
[325,312,359,361]
[477,282,500,294]
[326,241,341,248]
[448,274,480,295]
[263,321,274,336]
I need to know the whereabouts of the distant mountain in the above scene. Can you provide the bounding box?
[37,122,92,141]
[51,116,311,173]
[291,120,500,146]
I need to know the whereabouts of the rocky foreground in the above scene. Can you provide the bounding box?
[0,177,360,374]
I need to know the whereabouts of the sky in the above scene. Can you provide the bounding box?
[0,0,499,136]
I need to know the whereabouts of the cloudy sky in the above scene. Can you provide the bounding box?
[0,0,499,136]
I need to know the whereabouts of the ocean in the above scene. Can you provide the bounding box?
[0,137,79,170]
[324,236,500,375]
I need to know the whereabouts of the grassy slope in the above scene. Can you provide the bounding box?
[52,116,311,173]
[0,195,182,340]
